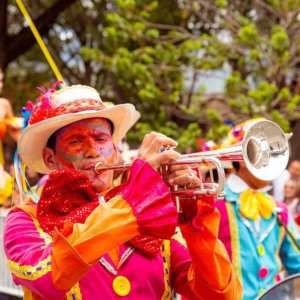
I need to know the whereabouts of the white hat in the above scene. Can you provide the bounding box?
[18,84,140,174]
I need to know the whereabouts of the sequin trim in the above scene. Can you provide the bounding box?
[8,256,51,280]
[161,240,172,300]
[66,283,82,300]
[32,216,52,245]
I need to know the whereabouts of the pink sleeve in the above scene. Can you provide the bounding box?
[3,209,66,299]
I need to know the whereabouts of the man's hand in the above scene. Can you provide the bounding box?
[168,164,203,223]
[138,132,215,223]
[138,131,201,187]
[167,164,201,188]
[138,132,179,169]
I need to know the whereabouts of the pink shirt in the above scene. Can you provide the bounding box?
[4,209,193,300]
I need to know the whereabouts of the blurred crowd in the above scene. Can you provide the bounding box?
[273,160,300,225]
[0,94,40,213]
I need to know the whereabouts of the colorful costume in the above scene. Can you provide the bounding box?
[5,160,241,300]
[215,119,300,300]
[4,84,241,300]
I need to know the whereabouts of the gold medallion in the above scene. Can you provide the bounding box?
[112,275,131,296]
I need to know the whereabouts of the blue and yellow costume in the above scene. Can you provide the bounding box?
[217,173,300,300]
[216,118,300,300]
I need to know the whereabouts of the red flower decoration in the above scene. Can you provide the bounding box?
[28,81,63,125]
[25,101,34,111]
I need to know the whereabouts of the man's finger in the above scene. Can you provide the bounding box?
[169,174,201,187]
[148,150,180,169]
[168,164,190,172]
[168,169,188,181]
[139,131,157,151]
[152,135,177,153]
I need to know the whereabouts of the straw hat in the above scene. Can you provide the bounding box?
[18,84,140,174]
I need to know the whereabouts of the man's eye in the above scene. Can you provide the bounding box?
[69,139,81,145]
[95,137,106,142]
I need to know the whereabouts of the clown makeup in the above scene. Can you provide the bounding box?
[53,118,118,192]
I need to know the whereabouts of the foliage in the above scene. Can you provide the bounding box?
[3,0,300,151]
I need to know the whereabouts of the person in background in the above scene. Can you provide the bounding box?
[216,119,300,300]
[283,178,300,218]
[289,161,300,181]
[0,91,23,207]
[273,160,300,201]
[0,164,13,207]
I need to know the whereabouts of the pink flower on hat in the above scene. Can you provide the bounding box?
[26,81,110,127]
[23,81,63,126]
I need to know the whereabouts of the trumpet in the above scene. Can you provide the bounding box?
[95,119,290,198]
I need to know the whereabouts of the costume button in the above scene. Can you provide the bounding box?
[112,275,131,296]
[257,244,265,256]
[258,267,269,279]
[275,274,282,282]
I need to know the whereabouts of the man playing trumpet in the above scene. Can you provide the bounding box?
[4,83,241,300]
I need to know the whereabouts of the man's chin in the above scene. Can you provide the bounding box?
[78,169,112,192]
[91,181,110,193]
[90,175,112,193]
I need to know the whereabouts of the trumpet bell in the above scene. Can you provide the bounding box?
[242,119,290,181]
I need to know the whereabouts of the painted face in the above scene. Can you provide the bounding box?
[289,161,300,180]
[238,161,270,189]
[54,118,118,192]
[284,180,298,200]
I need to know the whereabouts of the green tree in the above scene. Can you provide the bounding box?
[80,0,215,150]
[81,0,300,152]
[4,0,300,155]
[1,0,78,110]
[1,0,78,73]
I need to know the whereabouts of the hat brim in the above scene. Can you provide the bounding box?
[18,104,140,174]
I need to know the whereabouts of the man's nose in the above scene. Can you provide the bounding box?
[84,138,100,158]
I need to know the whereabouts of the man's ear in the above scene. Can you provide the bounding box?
[43,147,58,170]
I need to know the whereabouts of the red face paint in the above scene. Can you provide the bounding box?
[54,118,117,192]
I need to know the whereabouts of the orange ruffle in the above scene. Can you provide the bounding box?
[51,195,138,290]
